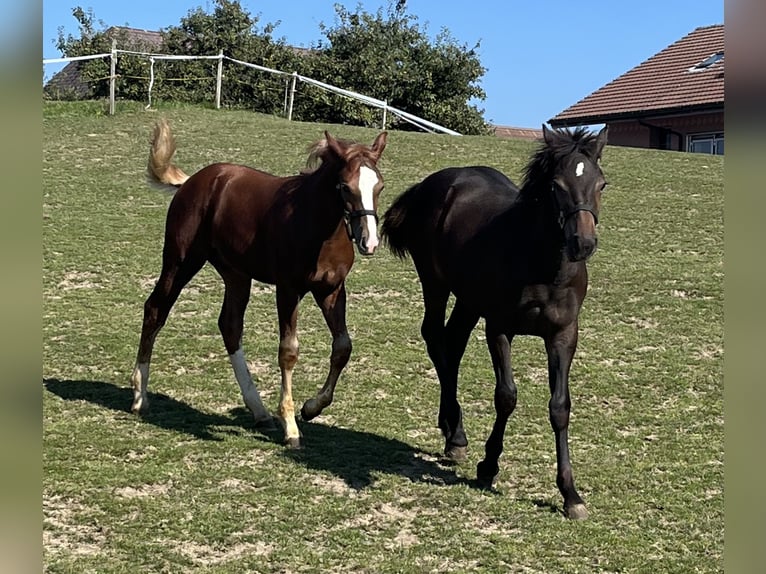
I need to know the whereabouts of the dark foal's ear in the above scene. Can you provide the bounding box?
[371,131,387,160]
[542,124,562,147]
[594,126,609,159]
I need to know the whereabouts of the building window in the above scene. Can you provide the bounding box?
[687,132,724,155]
[688,51,724,73]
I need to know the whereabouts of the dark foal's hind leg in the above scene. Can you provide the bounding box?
[440,299,480,461]
[130,251,206,413]
[301,282,352,423]
[419,284,475,461]
[215,269,272,428]
[476,324,516,489]
[545,324,588,519]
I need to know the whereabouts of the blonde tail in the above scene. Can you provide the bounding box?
[147,118,190,189]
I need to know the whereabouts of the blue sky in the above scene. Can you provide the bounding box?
[43,0,724,128]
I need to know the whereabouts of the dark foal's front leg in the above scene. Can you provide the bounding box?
[545,323,588,519]
[300,282,352,422]
[476,323,516,489]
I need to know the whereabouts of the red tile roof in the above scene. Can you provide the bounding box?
[550,24,724,125]
[492,126,543,140]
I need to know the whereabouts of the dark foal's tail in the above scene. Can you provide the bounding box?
[381,182,421,259]
[147,118,191,190]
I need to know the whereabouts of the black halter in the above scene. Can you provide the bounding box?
[551,183,599,229]
[558,203,599,229]
[337,182,378,242]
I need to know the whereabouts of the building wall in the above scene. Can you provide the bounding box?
[606,110,724,152]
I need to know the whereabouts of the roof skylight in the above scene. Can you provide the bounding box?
[688,51,724,72]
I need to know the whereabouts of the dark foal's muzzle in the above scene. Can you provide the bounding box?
[559,204,599,261]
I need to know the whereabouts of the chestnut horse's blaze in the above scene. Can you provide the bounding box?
[130,119,387,447]
[382,125,608,519]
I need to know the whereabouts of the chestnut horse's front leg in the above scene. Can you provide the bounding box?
[300,282,352,422]
[275,286,303,448]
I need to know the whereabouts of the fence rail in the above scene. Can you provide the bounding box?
[43,45,461,135]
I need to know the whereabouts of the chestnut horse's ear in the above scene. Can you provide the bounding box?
[324,130,346,159]
[371,131,388,160]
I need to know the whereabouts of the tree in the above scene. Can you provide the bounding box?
[293,2,490,134]
[48,1,491,134]
[159,0,300,112]
[48,7,160,101]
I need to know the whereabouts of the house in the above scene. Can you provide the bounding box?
[44,27,163,99]
[548,25,724,154]
[492,126,543,141]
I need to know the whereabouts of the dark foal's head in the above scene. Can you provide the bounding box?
[531,125,609,262]
[308,131,388,256]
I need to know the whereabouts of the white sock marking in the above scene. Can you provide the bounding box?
[229,348,268,418]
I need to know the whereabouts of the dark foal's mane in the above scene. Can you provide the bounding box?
[520,127,603,197]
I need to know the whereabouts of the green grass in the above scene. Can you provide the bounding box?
[43,101,723,573]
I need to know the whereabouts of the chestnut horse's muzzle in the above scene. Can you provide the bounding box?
[344,209,379,255]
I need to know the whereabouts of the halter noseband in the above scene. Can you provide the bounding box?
[336,182,378,242]
[551,183,599,229]
[558,203,599,228]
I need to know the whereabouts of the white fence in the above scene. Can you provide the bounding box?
[43,44,461,136]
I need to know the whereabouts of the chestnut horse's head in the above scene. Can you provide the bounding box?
[320,130,388,256]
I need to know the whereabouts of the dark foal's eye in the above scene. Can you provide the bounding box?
[599,181,609,192]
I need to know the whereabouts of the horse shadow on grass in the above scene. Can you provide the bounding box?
[43,377,471,491]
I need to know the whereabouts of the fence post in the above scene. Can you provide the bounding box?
[382,99,387,130]
[287,71,298,121]
[109,39,116,115]
[215,50,223,109]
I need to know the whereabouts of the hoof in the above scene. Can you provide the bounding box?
[475,474,497,490]
[565,503,589,520]
[254,417,277,431]
[284,436,302,450]
[444,444,468,463]
[476,460,498,490]
[130,401,145,415]
[300,398,322,421]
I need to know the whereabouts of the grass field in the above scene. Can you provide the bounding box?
[43,101,723,573]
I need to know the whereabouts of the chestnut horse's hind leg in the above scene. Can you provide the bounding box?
[130,255,205,413]
[217,270,272,427]
[476,324,517,489]
[545,324,588,519]
[300,283,352,422]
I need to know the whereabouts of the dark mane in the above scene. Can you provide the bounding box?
[521,127,601,192]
